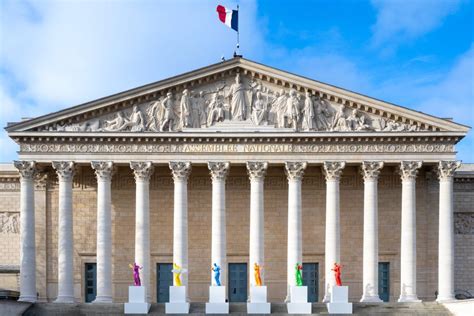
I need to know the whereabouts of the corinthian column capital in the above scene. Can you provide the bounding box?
[399,161,422,181]
[437,161,461,181]
[52,161,75,181]
[285,161,307,181]
[91,161,115,181]
[247,161,268,181]
[130,161,154,181]
[323,161,346,181]
[169,161,192,181]
[14,161,37,180]
[361,161,384,181]
[208,162,230,181]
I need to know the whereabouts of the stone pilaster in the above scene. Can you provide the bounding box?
[91,161,115,303]
[398,161,422,302]
[169,161,192,290]
[322,161,345,302]
[436,160,461,302]
[52,161,75,303]
[247,161,268,286]
[130,161,154,302]
[208,162,230,286]
[284,161,307,300]
[14,161,38,302]
[360,161,384,302]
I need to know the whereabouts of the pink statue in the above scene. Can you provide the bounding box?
[129,263,142,286]
[332,262,342,286]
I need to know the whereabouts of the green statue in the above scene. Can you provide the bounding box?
[295,263,303,286]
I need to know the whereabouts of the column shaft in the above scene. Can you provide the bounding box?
[437,161,460,302]
[15,161,37,302]
[53,161,75,303]
[398,161,421,302]
[92,161,114,303]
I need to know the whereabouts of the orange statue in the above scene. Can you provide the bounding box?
[254,263,262,286]
[332,262,342,286]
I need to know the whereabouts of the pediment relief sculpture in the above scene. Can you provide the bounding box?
[41,73,426,134]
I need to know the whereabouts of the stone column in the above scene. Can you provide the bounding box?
[52,161,76,303]
[322,161,345,302]
[91,161,115,303]
[130,161,154,301]
[169,161,192,290]
[360,161,384,302]
[436,161,460,302]
[285,161,307,299]
[14,161,38,302]
[247,161,268,286]
[208,162,230,286]
[398,161,422,302]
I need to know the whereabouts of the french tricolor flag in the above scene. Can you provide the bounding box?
[216,5,238,32]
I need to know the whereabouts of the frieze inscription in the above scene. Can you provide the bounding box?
[20,143,454,154]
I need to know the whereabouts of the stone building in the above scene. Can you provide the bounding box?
[0,57,472,304]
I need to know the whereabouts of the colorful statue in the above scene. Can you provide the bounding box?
[295,263,303,286]
[332,262,342,286]
[254,263,262,286]
[129,263,142,286]
[172,263,187,287]
[211,263,221,286]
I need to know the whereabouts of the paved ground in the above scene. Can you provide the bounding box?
[6,301,452,315]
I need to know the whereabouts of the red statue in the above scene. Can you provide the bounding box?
[332,262,342,286]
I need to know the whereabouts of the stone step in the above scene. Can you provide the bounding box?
[20,301,452,316]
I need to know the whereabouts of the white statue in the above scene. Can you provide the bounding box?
[180,89,192,128]
[160,92,176,132]
[228,73,248,121]
[301,91,315,131]
[332,104,349,131]
[207,93,225,126]
[129,106,146,132]
[273,89,288,128]
[103,111,128,131]
[284,89,300,130]
[190,91,201,128]
[251,91,267,125]
[314,97,332,131]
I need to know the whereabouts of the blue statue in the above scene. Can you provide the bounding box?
[211,263,221,286]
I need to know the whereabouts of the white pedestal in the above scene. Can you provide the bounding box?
[124,286,150,314]
[327,286,353,314]
[287,286,311,314]
[205,286,229,314]
[166,286,190,314]
[247,286,271,314]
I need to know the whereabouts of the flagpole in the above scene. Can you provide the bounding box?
[236,5,240,56]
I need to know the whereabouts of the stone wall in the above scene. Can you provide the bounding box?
[0,163,472,303]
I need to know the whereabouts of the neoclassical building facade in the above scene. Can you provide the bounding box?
[1,57,471,304]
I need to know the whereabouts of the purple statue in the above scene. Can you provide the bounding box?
[129,263,142,286]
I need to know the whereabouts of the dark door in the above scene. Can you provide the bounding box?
[157,263,173,302]
[302,263,319,302]
[84,263,97,303]
[228,263,247,302]
[378,262,390,302]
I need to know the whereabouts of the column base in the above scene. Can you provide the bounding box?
[54,295,75,303]
[398,294,421,303]
[92,296,113,303]
[18,295,37,303]
[360,294,383,303]
[436,295,456,302]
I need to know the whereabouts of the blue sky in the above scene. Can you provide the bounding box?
[0,0,473,162]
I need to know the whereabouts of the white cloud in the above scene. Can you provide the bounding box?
[371,0,461,48]
[0,0,263,162]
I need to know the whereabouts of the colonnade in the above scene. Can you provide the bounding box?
[13,160,460,303]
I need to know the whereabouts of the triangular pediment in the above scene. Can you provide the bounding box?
[5,57,470,135]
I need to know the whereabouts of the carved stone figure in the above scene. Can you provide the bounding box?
[180,89,192,128]
[314,97,332,131]
[103,112,127,131]
[251,91,267,125]
[190,91,202,128]
[161,92,176,132]
[129,106,146,132]
[195,91,208,127]
[284,89,300,130]
[332,105,349,131]
[0,212,20,234]
[273,89,288,128]
[207,93,225,126]
[302,91,315,131]
[228,73,248,121]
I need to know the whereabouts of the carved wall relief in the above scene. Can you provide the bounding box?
[454,213,474,235]
[43,74,426,133]
[0,212,20,234]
